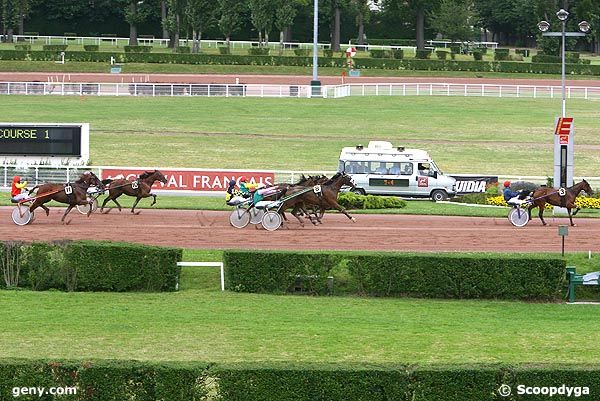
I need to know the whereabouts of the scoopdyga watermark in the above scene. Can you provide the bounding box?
[498,384,590,397]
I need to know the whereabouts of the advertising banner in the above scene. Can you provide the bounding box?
[101,168,275,192]
[450,175,499,194]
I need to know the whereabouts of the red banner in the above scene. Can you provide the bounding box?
[100,169,275,192]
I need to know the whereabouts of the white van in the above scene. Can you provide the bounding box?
[338,141,456,201]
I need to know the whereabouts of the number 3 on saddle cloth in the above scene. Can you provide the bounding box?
[253,186,281,204]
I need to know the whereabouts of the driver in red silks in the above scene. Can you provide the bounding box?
[11,176,29,202]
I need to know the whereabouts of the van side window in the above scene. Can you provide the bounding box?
[400,163,412,175]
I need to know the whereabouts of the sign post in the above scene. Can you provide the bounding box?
[558,225,569,257]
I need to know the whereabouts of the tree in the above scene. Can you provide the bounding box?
[125,0,153,45]
[217,0,245,47]
[575,0,600,54]
[248,0,273,45]
[184,0,217,52]
[164,0,184,50]
[349,0,371,45]
[274,0,300,54]
[405,0,441,49]
[1,0,32,40]
[430,0,473,42]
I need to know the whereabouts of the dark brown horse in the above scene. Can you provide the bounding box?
[28,171,105,224]
[100,170,168,214]
[281,172,356,226]
[528,179,593,226]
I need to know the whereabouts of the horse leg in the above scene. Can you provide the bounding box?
[61,205,75,225]
[131,197,142,214]
[568,208,576,226]
[41,204,50,216]
[100,195,112,213]
[291,208,305,227]
[538,204,547,226]
[150,194,157,206]
[572,207,581,216]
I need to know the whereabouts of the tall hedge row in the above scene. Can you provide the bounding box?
[0,241,181,292]
[1,360,599,401]
[1,50,599,75]
[224,250,566,300]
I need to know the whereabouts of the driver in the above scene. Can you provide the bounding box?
[10,176,29,203]
[503,181,530,204]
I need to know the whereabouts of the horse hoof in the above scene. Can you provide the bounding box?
[133,211,141,215]
[63,219,72,225]
[351,217,357,222]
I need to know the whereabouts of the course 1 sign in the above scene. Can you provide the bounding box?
[450,175,498,194]
[101,169,275,192]
[0,123,89,165]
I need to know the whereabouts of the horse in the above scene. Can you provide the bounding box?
[100,170,168,214]
[28,171,105,224]
[528,179,593,226]
[280,172,356,226]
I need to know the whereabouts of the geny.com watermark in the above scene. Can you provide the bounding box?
[12,386,78,398]
[498,384,590,397]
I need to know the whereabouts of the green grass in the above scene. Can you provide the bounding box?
[2,96,600,176]
[1,276,600,363]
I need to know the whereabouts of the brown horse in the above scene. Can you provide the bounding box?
[528,179,593,226]
[100,170,168,214]
[280,172,356,226]
[28,171,105,224]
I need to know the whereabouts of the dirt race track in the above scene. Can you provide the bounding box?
[2,206,599,253]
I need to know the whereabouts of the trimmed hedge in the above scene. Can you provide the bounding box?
[83,44,99,52]
[1,360,600,401]
[123,45,152,53]
[42,44,68,52]
[224,250,566,300]
[0,240,182,292]
[14,44,31,51]
[248,47,270,55]
[1,50,599,76]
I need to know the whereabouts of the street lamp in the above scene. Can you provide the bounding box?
[537,10,590,192]
[537,9,589,118]
[311,0,321,96]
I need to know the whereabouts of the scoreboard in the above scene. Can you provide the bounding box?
[0,125,82,156]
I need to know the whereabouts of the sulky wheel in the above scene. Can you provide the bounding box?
[261,211,282,231]
[508,207,529,227]
[12,207,33,226]
[229,207,251,228]
[249,208,265,225]
[77,198,98,215]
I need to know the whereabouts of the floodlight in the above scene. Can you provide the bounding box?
[579,21,590,33]
[537,21,550,32]
[556,9,569,22]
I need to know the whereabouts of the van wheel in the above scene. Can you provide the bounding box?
[431,190,448,202]
[352,188,366,196]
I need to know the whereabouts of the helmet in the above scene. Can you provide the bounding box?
[503,180,511,188]
[239,176,248,183]
[12,176,20,183]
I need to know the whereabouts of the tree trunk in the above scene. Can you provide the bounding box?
[285,26,292,42]
[173,13,180,51]
[332,6,341,51]
[357,13,364,45]
[258,31,263,46]
[129,2,138,46]
[192,29,199,53]
[416,6,425,50]
[226,35,231,48]
[279,30,284,56]
[161,0,168,39]
[265,31,269,46]
[18,15,24,36]
[7,28,14,43]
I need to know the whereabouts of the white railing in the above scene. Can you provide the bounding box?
[2,165,599,193]
[5,35,334,50]
[2,82,600,101]
[427,40,499,49]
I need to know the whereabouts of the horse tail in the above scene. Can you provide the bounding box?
[101,179,113,185]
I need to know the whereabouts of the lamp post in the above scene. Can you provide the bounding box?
[537,10,590,193]
[538,10,589,118]
[311,0,321,96]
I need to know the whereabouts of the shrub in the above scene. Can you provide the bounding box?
[224,250,566,300]
[248,47,270,56]
[218,46,230,55]
[83,45,99,52]
[449,44,461,54]
[472,50,483,61]
[124,45,152,53]
[516,48,530,57]
[415,49,431,59]
[494,48,509,61]
[14,44,31,51]
[323,49,334,57]
[176,46,191,53]
[392,48,404,59]
[42,44,68,52]
[531,54,562,63]
[436,50,449,60]
[370,49,388,58]
[338,193,406,210]
[294,48,309,56]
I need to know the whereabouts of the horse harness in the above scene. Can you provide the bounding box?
[64,183,74,202]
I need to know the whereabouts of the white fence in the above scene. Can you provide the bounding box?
[2,81,600,100]
[2,165,599,193]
